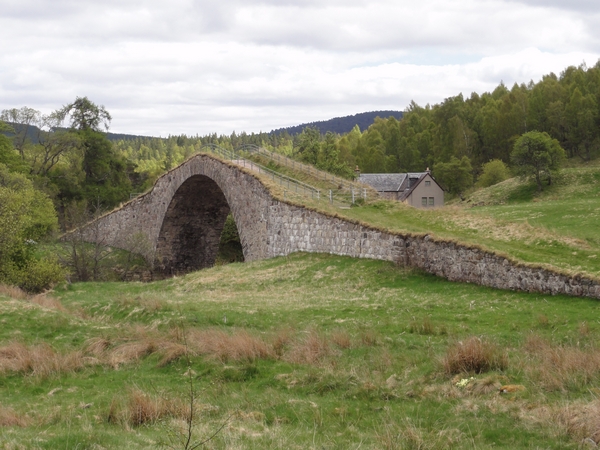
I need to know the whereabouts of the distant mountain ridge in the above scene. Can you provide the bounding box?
[3,110,404,143]
[270,111,404,136]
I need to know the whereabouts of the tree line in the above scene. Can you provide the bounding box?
[1,61,598,291]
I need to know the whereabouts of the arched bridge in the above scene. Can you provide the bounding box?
[80,152,600,299]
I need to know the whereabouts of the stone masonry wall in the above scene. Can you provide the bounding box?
[265,201,600,299]
[80,153,600,299]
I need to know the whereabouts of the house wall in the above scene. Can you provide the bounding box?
[406,174,444,208]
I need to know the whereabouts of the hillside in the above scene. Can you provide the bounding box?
[251,157,600,280]
[3,110,404,145]
[270,110,404,135]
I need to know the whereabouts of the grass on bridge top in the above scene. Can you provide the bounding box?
[255,159,600,280]
[2,252,600,448]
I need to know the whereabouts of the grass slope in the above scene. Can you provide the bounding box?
[264,161,600,279]
[2,253,600,448]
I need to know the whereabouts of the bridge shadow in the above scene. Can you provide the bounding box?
[154,175,243,274]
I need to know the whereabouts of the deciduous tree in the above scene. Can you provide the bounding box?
[511,131,566,191]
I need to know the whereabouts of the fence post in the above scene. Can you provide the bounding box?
[352,189,355,204]
[329,190,332,204]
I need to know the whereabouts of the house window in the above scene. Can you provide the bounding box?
[421,197,427,206]
[425,181,431,186]
[428,197,434,206]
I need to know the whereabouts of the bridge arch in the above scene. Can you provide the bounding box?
[80,154,272,274]
[78,152,600,299]
[155,174,232,273]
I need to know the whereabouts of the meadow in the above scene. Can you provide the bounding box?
[2,252,600,449]
[2,160,600,449]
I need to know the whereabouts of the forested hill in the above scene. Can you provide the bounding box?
[270,111,404,136]
[5,111,404,142]
[3,123,150,143]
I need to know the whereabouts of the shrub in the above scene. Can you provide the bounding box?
[16,258,65,293]
[476,159,510,188]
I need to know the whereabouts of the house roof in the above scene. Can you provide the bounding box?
[358,173,408,192]
[398,173,428,201]
[359,171,444,200]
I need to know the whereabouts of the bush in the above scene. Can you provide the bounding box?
[1,257,65,293]
[476,159,510,188]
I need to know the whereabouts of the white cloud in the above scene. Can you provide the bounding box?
[0,0,599,136]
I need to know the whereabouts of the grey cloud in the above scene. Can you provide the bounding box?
[508,0,599,12]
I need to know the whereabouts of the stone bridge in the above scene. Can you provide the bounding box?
[81,153,600,299]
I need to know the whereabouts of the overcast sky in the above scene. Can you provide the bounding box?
[1,0,599,137]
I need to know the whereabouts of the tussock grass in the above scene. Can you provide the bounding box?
[0,342,86,378]
[442,336,508,375]
[0,406,30,427]
[377,417,464,450]
[522,335,600,391]
[330,330,352,349]
[108,389,189,427]
[0,284,28,300]
[285,329,335,365]
[187,328,273,363]
[547,400,600,445]
[28,293,66,311]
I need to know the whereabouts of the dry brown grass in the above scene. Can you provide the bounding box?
[84,337,111,357]
[442,336,508,375]
[0,407,31,427]
[0,284,27,300]
[28,293,66,311]
[284,329,334,365]
[186,328,273,362]
[108,340,159,368]
[522,335,600,391]
[526,399,600,445]
[0,342,86,378]
[330,330,352,349]
[359,330,380,347]
[271,327,294,357]
[107,389,189,427]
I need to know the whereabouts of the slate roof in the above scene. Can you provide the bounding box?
[358,173,408,192]
[398,173,428,201]
[359,172,429,193]
[359,171,444,203]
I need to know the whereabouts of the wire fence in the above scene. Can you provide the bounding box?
[236,144,379,201]
[198,144,371,207]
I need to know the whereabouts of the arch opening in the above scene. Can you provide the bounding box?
[155,175,235,274]
[215,213,244,265]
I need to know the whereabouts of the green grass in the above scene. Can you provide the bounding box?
[2,253,600,448]
[267,161,600,279]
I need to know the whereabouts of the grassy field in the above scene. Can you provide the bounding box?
[2,253,600,448]
[265,160,600,279]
